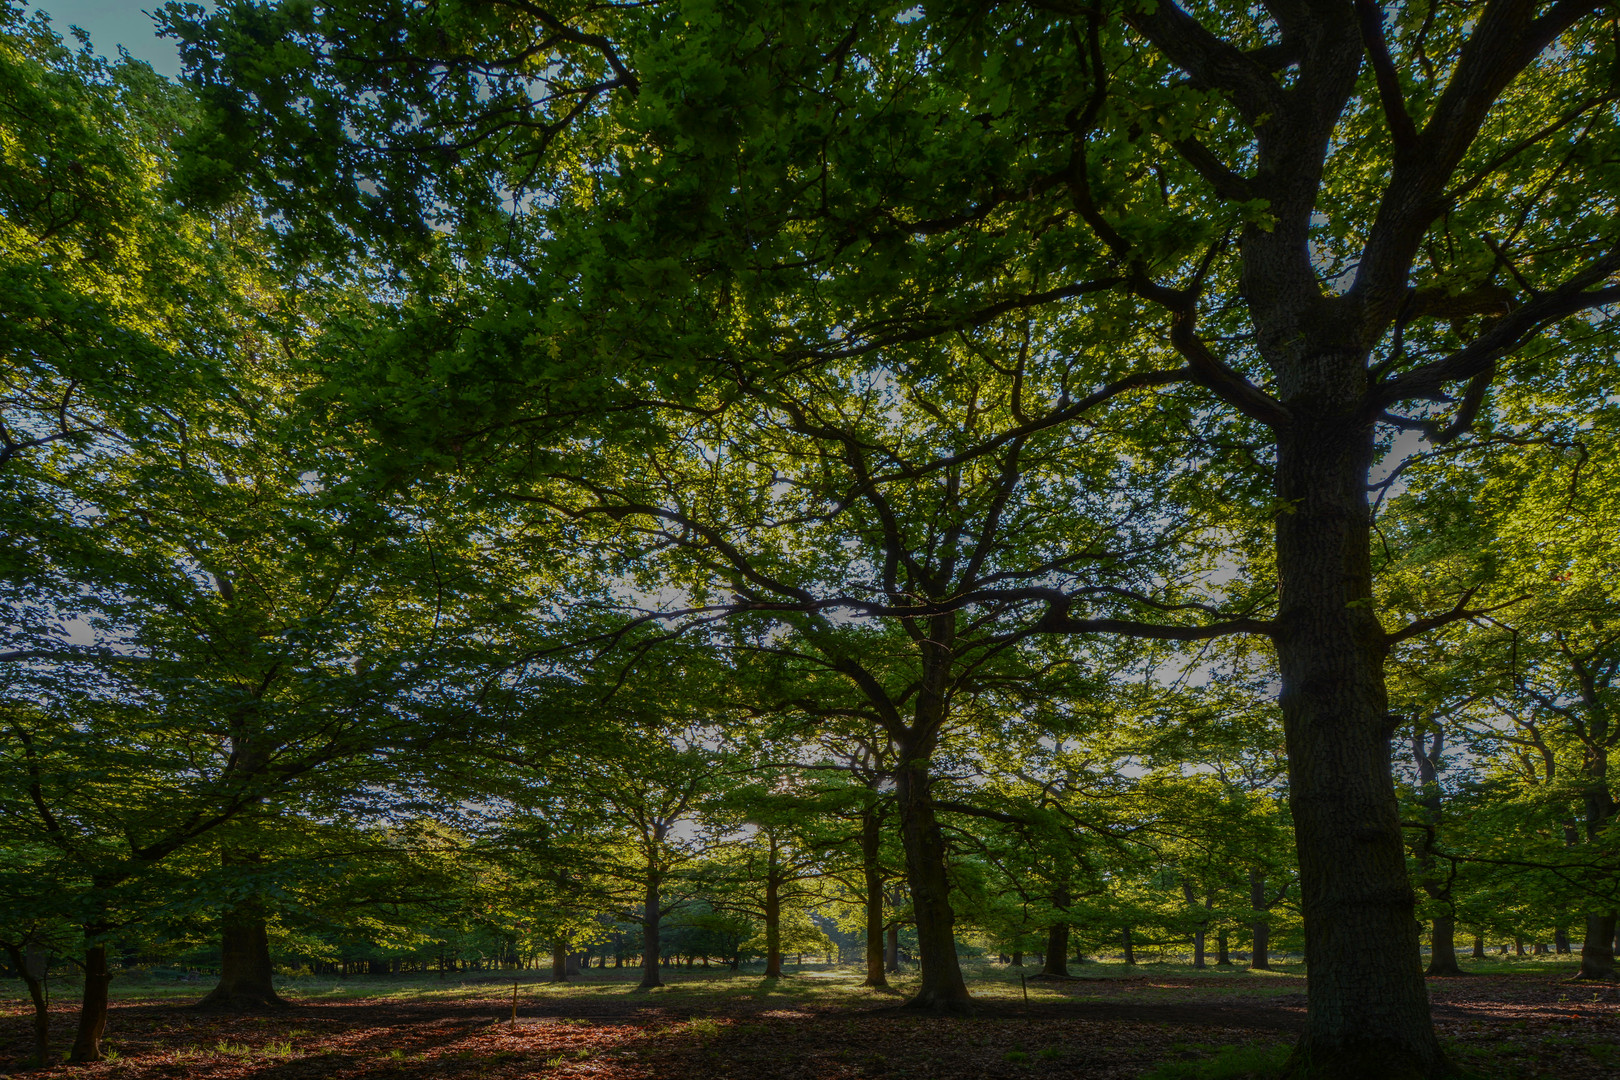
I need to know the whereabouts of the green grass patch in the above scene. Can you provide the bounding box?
[1140,1042,1291,1079]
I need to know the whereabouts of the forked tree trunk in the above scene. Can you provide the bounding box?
[3,943,49,1065]
[861,807,888,988]
[894,720,971,1013]
[69,939,111,1063]
[1274,415,1446,1078]
[196,903,287,1010]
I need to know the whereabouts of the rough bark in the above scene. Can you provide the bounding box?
[1471,933,1485,960]
[1274,413,1447,1077]
[894,712,972,1013]
[69,940,110,1063]
[860,807,888,988]
[1575,912,1617,980]
[1554,927,1571,955]
[1121,928,1135,965]
[885,921,899,974]
[195,892,288,1010]
[1216,931,1231,966]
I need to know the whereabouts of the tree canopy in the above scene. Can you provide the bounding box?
[4,3,1619,1078]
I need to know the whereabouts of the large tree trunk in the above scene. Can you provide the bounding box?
[1274,416,1447,1078]
[763,865,783,978]
[1249,869,1272,971]
[1576,912,1617,980]
[1573,763,1617,978]
[639,872,663,990]
[551,942,568,982]
[861,807,888,988]
[69,939,110,1063]
[1041,922,1070,977]
[1042,882,1070,977]
[196,890,287,1010]
[894,709,971,1013]
[3,943,49,1066]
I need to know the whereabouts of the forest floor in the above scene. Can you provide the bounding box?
[3,958,1617,1079]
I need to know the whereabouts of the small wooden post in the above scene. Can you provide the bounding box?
[511,981,518,1024]
[1020,973,1028,1003]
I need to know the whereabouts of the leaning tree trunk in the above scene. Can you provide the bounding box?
[860,806,888,987]
[1041,882,1070,977]
[69,937,110,1063]
[1273,414,1447,1078]
[3,943,49,1066]
[894,732,971,1013]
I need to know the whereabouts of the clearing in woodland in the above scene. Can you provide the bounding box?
[3,961,1615,1079]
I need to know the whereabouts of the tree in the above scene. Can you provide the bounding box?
[169,2,1620,1071]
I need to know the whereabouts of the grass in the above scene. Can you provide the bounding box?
[1139,1042,1292,1079]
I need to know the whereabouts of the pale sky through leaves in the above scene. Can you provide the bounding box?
[27,1,206,77]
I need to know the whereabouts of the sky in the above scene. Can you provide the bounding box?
[26,1,205,78]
